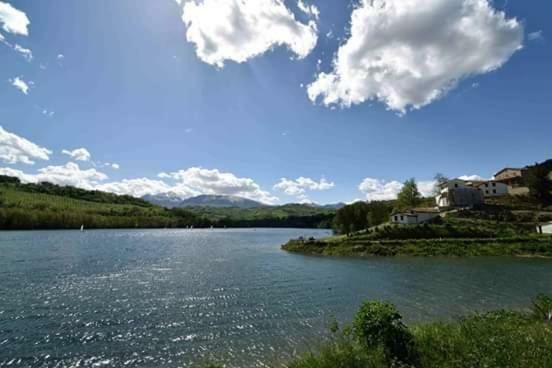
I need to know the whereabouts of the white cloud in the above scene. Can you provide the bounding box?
[110,163,120,170]
[179,0,318,67]
[159,167,278,204]
[61,148,91,162]
[0,162,278,203]
[0,126,51,165]
[35,162,108,189]
[297,0,319,20]
[9,76,31,94]
[0,162,107,189]
[528,30,543,41]
[359,178,403,201]
[458,174,488,181]
[13,44,32,61]
[308,0,523,113]
[274,176,334,196]
[97,178,180,198]
[0,1,30,36]
[417,180,437,197]
[0,167,36,183]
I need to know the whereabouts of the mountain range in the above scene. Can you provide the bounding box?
[142,194,266,209]
[142,193,346,210]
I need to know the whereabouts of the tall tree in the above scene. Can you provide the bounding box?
[526,164,552,205]
[396,178,422,210]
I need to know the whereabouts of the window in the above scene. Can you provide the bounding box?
[492,182,496,187]
[486,190,489,194]
[400,216,404,221]
[455,183,458,188]
[493,189,496,194]
[394,216,398,222]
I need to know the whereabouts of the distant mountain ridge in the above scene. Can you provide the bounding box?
[143,194,266,209]
[143,193,347,209]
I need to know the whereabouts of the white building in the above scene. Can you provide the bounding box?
[436,179,484,208]
[537,222,552,234]
[476,181,509,197]
[391,210,440,225]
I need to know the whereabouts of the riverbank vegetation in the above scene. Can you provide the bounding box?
[289,297,552,368]
[0,176,335,230]
[283,212,552,257]
[204,296,552,368]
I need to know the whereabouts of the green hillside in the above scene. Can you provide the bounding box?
[0,182,198,230]
[186,204,335,228]
[0,176,335,230]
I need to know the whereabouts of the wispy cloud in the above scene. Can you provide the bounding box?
[9,76,31,95]
[61,148,92,162]
[13,44,32,61]
[528,30,544,42]
[274,176,334,197]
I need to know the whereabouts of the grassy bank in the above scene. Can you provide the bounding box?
[282,216,552,257]
[204,296,552,368]
[282,236,552,257]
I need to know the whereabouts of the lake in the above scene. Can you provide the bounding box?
[1,228,551,367]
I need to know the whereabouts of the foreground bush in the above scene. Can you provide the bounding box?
[282,297,552,368]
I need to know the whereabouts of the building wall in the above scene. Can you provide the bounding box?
[391,213,438,224]
[442,179,467,190]
[495,169,523,181]
[478,182,509,197]
[437,187,484,208]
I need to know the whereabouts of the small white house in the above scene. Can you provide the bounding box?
[391,210,439,225]
[537,222,552,234]
[476,181,509,198]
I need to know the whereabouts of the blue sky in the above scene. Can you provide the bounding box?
[0,0,550,204]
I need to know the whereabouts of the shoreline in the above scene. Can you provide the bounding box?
[282,235,552,258]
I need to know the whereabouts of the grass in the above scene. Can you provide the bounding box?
[282,216,552,257]
[201,297,552,368]
[289,311,552,368]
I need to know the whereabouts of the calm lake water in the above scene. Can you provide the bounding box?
[1,228,552,367]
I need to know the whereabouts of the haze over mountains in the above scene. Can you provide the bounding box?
[143,193,346,210]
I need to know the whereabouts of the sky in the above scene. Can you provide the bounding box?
[0,0,550,205]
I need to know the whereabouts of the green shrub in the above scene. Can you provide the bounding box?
[352,301,417,365]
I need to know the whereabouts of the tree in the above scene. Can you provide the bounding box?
[333,201,394,235]
[396,178,421,210]
[433,173,448,196]
[526,164,552,205]
[367,201,393,227]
